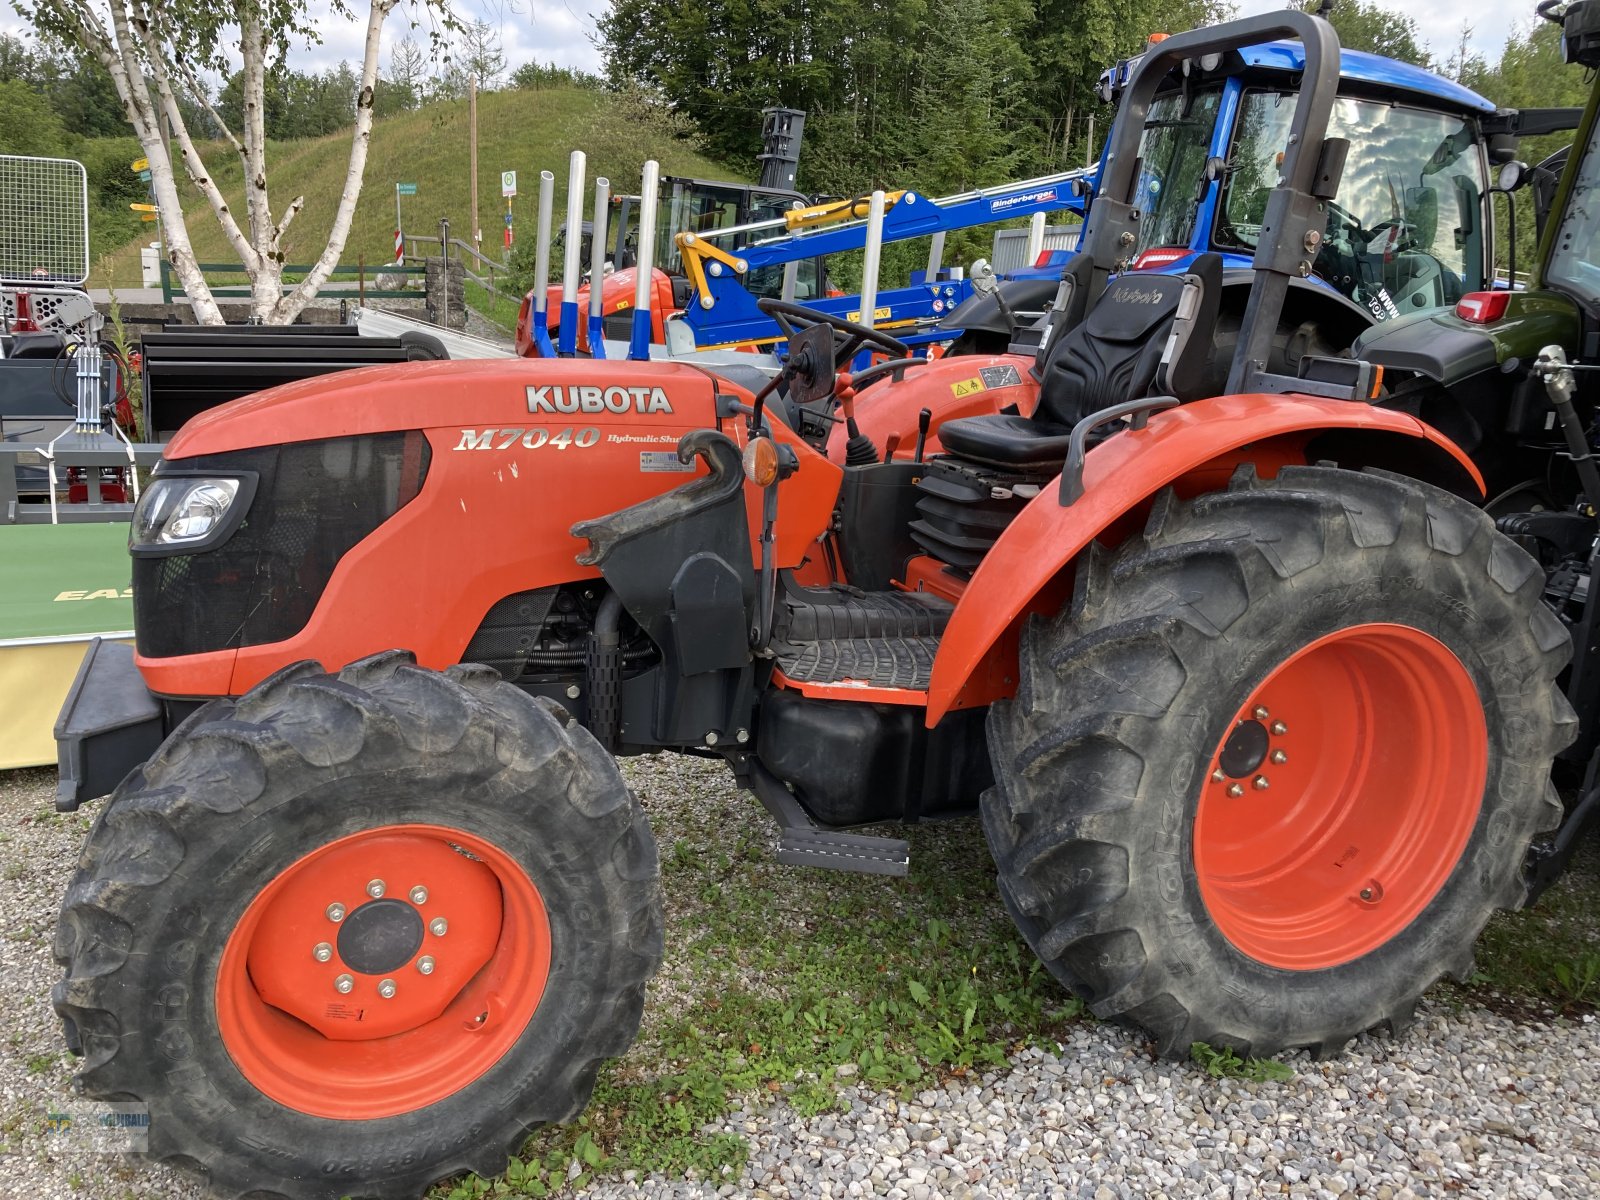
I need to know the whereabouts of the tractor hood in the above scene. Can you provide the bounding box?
[162,358,723,460]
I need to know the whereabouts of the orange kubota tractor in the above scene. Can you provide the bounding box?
[50,11,1571,1200]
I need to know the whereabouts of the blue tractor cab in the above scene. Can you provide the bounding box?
[948,37,1573,370]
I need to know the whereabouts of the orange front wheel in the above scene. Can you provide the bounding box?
[53,652,663,1200]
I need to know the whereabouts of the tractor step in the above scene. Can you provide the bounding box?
[771,585,951,691]
[748,760,911,876]
[778,827,911,876]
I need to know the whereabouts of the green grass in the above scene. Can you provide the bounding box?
[1462,835,1600,1017]
[1189,1042,1294,1083]
[96,87,738,291]
[464,279,521,335]
[431,755,1084,1198]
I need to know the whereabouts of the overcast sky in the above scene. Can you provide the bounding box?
[0,0,1552,84]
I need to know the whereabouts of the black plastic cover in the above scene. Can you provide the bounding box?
[54,638,164,811]
[132,432,430,660]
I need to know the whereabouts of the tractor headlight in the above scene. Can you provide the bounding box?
[131,476,250,551]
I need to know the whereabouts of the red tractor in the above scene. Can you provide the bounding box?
[51,12,1571,1200]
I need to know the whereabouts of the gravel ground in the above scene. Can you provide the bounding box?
[2,758,1598,1200]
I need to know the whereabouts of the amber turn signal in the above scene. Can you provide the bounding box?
[743,437,780,487]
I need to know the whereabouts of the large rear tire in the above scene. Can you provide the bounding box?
[53,651,662,1200]
[983,465,1574,1058]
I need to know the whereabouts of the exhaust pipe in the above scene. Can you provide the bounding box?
[589,176,610,358]
[530,169,556,357]
[629,159,660,361]
[558,150,586,356]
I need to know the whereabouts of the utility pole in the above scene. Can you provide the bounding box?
[469,73,480,249]
[1086,114,1095,169]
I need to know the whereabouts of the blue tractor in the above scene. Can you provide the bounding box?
[940,33,1577,371]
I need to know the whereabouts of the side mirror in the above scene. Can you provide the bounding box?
[1497,161,1529,192]
[970,258,998,296]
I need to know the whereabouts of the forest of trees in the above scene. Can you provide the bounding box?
[0,0,1591,275]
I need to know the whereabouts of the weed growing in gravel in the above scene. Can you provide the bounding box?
[25,1053,58,1076]
[1460,836,1600,1017]
[1189,1042,1294,1082]
[1552,952,1600,1005]
[433,762,1083,1198]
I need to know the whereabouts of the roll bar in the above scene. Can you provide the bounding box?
[1078,10,1344,394]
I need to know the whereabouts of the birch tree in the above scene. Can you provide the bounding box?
[15,0,450,323]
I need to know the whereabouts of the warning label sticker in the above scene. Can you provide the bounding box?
[980,363,1022,389]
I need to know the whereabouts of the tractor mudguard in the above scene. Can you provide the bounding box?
[826,353,1039,466]
[924,393,1484,723]
[1353,292,1582,386]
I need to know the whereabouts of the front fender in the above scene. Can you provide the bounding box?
[924,393,1483,724]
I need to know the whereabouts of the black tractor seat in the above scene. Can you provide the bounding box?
[938,413,1075,468]
[936,252,1223,469]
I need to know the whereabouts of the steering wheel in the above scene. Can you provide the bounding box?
[757,297,911,370]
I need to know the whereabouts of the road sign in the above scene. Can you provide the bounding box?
[396,182,418,196]
[137,170,151,183]
[130,157,149,172]
[140,213,158,223]
[501,170,517,198]
[130,203,157,213]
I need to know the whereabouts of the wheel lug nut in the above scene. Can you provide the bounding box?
[334,973,354,994]
[378,978,397,999]
[1360,887,1375,901]
[366,878,386,899]
[418,956,436,975]
[326,903,346,923]
[1271,721,1288,736]
[1253,705,1270,720]
[1211,768,1225,783]
[1271,749,1288,765]
[430,917,448,937]
[409,885,429,905]
[313,942,333,963]
[1253,775,1270,790]
[1227,783,1244,798]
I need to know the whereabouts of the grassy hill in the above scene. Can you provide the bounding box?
[97,86,739,290]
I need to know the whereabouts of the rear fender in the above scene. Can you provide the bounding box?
[924,393,1483,723]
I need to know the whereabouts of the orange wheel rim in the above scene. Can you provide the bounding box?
[215,824,551,1119]
[1193,623,1487,971]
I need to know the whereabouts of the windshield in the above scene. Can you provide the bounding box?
[1218,90,1488,318]
[1134,86,1225,254]
[1545,111,1600,306]
[656,181,748,273]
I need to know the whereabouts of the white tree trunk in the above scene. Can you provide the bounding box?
[272,0,397,323]
[31,0,410,326]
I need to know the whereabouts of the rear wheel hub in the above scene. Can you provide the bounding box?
[1194,623,1487,971]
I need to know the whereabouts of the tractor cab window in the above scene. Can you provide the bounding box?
[1218,90,1489,319]
[742,192,824,299]
[1133,86,1225,254]
[1545,111,1600,309]
[656,181,747,273]
[745,258,825,301]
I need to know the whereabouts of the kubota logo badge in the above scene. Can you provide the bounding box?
[527,384,673,415]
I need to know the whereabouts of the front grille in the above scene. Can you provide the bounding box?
[133,432,430,660]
